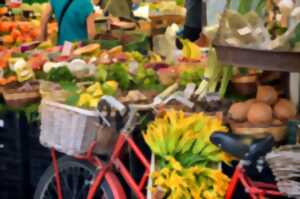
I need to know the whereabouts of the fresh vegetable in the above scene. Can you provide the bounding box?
[228,102,250,122]
[195,48,223,100]
[133,64,163,91]
[47,66,75,83]
[77,82,103,108]
[274,98,297,120]
[247,102,273,125]
[179,68,204,87]
[256,85,278,105]
[59,81,80,106]
[144,110,230,167]
[95,65,108,82]
[0,76,17,86]
[127,51,145,62]
[73,43,101,56]
[77,80,118,108]
[15,65,35,82]
[152,157,230,199]
[102,81,118,96]
[157,67,178,86]
[106,63,132,90]
[219,65,233,97]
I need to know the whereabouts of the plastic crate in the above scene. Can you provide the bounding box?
[0,112,21,137]
[0,112,30,199]
[0,178,29,199]
[0,157,25,181]
[0,137,23,158]
[27,120,52,190]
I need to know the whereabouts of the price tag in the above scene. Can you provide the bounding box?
[237,26,252,36]
[129,61,138,74]
[9,0,22,3]
[61,41,73,56]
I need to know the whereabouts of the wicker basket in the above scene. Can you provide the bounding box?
[39,100,118,156]
[229,121,287,142]
[266,145,300,199]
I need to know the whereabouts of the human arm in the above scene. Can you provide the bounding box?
[86,13,96,40]
[39,3,53,41]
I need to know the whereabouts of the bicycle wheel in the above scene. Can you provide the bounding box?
[34,156,113,199]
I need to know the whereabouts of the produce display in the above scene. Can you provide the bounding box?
[1,1,300,199]
[0,17,57,46]
[144,110,231,198]
[205,0,300,51]
[228,85,296,125]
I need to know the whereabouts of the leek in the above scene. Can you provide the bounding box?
[219,65,233,98]
[195,48,222,100]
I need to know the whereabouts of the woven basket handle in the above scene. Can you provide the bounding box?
[213,0,232,45]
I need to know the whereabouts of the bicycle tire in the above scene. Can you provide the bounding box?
[34,156,114,199]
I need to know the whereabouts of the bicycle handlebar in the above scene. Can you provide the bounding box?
[98,83,190,132]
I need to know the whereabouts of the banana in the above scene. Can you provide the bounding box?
[181,39,191,58]
[188,41,202,59]
[181,39,202,59]
[149,52,162,62]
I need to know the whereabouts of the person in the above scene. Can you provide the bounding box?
[183,0,204,42]
[39,0,96,45]
[99,0,133,20]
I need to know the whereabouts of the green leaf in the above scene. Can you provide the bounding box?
[107,63,131,90]
[65,94,80,106]
[59,82,80,106]
[96,67,108,82]
[255,0,266,16]
[102,84,116,96]
[290,24,300,47]
[238,0,253,14]
[59,81,78,93]
[47,66,74,82]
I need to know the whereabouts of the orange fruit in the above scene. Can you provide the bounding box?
[0,7,8,15]
[2,35,14,44]
[11,29,21,39]
[30,29,39,38]
[0,21,12,33]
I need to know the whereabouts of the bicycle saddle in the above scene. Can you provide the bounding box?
[210,132,274,161]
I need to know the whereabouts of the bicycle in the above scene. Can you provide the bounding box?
[210,132,287,199]
[34,84,195,199]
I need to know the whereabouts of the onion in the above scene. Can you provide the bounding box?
[228,102,250,122]
[247,102,273,125]
[274,99,297,120]
[256,85,278,105]
[245,99,256,107]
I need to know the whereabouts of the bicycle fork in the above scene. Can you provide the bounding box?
[87,133,151,199]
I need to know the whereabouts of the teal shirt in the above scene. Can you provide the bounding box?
[50,0,94,45]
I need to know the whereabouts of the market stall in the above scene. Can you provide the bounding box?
[0,0,300,199]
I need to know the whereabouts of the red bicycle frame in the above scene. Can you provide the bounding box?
[225,162,285,199]
[51,131,150,199]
